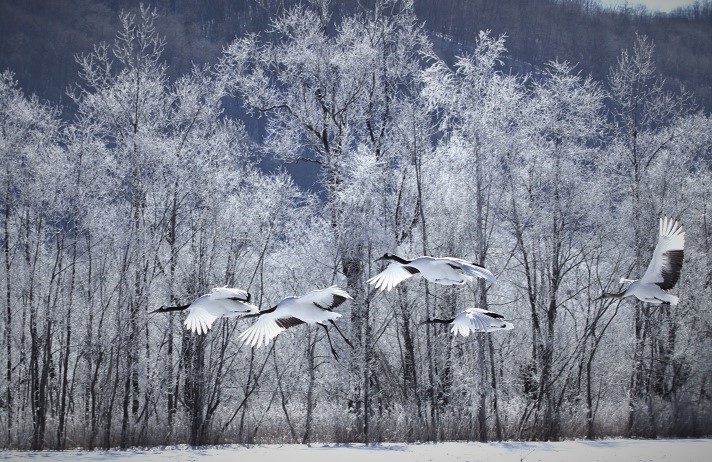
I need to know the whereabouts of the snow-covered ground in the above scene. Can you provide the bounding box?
[3,438,710,462]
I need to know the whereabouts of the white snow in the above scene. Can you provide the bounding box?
[4,438,711,462]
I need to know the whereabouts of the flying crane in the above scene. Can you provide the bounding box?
[368,253,496,291]
[151,287,259,335]
[238,285,353,359]
[598,216,684,305]
[420,307,514,336]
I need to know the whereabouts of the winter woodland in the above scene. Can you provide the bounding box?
[1,0,711,451]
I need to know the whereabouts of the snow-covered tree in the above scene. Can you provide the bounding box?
[606,33,699,437]
[218,0,432,442]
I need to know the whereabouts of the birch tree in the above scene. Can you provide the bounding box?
[607,33,696,436]
[0,71,65,449]
[422,31,526,440]
[218,0,430,441]
[499,60,606,440]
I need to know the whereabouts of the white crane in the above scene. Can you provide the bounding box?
[368,253,496,291]
[151,287,259,335]
[238,285,353,359]
[420,307,514,336]
[598,216,685,305]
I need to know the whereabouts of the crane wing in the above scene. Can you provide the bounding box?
[451,308,513,336]
[367,263,420,291]
[298,285,353,310]
[479,309,515,331]
[184,303,219,336]
[450,310,487,336]
[640,217,685,290]
[237,312,286,348]
[206,287,259,317]
[446,258,497,283]
[216,299,260,317]
[209,287,250,302]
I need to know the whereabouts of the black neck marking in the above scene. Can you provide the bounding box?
[386,254,411,265]
[601,291,626,300]
[242,305,277,319]
[155,303,191,313]
[424,317,453,325]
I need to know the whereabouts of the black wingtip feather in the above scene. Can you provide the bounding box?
[658,249,684,290]
[315,294,350,311]
[420,318,453,325]
[483,311,504,319]
[331,294,349,309]
[227,291,251,303]
[275,317,305,330]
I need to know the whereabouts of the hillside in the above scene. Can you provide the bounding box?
[1,0,710,111]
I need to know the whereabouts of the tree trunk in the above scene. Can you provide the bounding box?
[476,335,488,441]
[488,336,502,440]
[474,143,489,442]
[397,285,421,435]
[166,188,179,440]
[103,346,120,448]
[362,290,373,444]
[28,219,47,450]
[185,333,206,446]
[56,240,77,449]
[303,332,316,444]
[628,153,646,437]
[3,174,11,446]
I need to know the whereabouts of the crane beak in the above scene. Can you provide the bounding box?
[595,293,617,301]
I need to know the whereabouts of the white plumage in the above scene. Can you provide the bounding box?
[421,308,514,336]
[238,286,353,356]
[151,287,259,335]
[368,253,496,291]
[599,216,685,305]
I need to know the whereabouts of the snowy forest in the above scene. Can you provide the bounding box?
[1,0,712,451]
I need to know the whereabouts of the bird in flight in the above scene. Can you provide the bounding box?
[151,287,259,335]
[420,307,514,337]
[368,253,496,291]
[598,216,684,305]
[238,285,353,359]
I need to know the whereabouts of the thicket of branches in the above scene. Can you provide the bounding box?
[1,1,711,450]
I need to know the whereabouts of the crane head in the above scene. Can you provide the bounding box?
[376,252,396,262]
[148,304,190,314]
